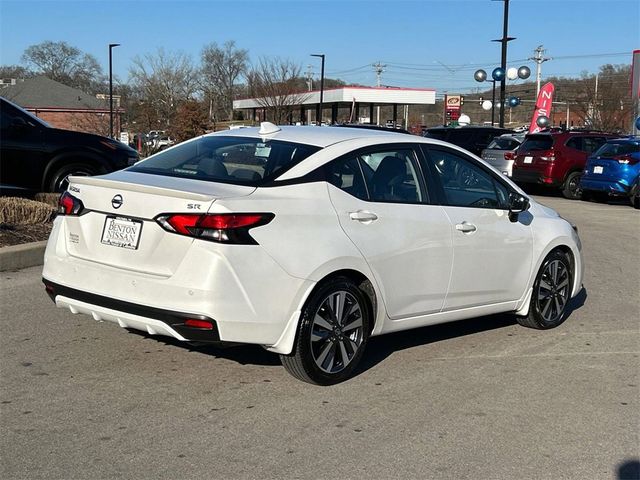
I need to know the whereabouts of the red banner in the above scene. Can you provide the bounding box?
[529,82,555,133]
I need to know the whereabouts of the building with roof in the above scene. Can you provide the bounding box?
[0,76,122,136]
[233,86,436,127]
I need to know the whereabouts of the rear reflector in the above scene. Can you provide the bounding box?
[155,213,274,244]
[184,319,214,330]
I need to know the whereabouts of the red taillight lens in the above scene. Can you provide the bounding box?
[156,213,274,244]
[504,151,516,160]
[57,192,84,216]
[184,319,214,330]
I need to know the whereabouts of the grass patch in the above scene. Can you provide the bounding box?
[0,197,56,225]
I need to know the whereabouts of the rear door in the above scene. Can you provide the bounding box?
[422,145,533,310]
[327,144,453,318]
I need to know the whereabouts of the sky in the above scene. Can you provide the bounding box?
[0,0,638,94]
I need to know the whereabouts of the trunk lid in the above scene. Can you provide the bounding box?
[63,171,255,276]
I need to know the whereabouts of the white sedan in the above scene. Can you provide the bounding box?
[43,123,583,385]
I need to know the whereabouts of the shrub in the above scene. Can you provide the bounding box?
[0,197,56,225]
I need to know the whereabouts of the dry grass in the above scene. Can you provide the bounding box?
[34,192,60,208]
[0,197,56,225]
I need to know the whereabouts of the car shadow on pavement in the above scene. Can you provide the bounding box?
[352,286,588,379]
[126,287,588,373]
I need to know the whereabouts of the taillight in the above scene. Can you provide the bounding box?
[504,151,516,160]
[539,149,555,161]
[58,192,84,216]
[155,213,274,244]
[615,154,638,165]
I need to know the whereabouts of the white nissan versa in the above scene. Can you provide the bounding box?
[43,123,583,385]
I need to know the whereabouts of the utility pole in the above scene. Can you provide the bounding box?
[529,45,551,96]
[305,65,313,92]
[373,62,386,125]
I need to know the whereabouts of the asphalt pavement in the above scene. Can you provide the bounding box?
[1,195,638,480]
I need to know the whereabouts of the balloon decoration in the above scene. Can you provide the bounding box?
[635,116,640,130]
[518,66,531,80]
[492,67,505,81]
[507,67,518,81]
[482,100,493,111]
[536,115,550,128]
[474,69,487,82]
[508,96,521,107]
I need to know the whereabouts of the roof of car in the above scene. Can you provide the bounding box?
[208,125,416,148]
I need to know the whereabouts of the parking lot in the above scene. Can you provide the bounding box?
[1,195,638,480]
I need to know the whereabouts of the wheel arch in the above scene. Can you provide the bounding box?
[42,151,109,192]
[266,266,383,356]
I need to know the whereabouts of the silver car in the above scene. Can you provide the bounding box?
[481,134,525,177]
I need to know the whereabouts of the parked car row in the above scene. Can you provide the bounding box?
[422,124,638,209]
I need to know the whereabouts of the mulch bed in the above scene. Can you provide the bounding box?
[0,223,53,248]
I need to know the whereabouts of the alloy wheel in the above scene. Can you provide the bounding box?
[536,259,570,323]
[310,290,364,374]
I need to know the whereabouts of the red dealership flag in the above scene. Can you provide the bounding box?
[529,82,555,133]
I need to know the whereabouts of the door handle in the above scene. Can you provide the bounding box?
[349,210,378,223]
[455,222,477,233]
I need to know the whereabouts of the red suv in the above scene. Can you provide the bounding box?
[512,129,618,199]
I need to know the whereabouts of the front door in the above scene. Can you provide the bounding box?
[422,146,534,310]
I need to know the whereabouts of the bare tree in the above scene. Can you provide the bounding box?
[21,41,103,92]
[200,41,248,122]
[574,64,632,132]
[128,48,198,128]
[248,57,308,124]
[0,65,33,79]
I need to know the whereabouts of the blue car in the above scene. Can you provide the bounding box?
[580,137,640,208]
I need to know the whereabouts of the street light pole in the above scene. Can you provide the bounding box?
[492,0,515,128]
[109,43,120,139]
[311,54,325,125]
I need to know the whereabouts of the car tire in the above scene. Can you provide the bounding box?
[517,249,573,329]
[630,179,640,209]
[48,162,98,192]
[562,171,582,200]
[280,276,371,385]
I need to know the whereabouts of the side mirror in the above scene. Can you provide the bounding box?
[508,192,529,222]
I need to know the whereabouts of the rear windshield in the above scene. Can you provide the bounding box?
[487,137,521,150]
[520,135,553,152]
[594,141,640,157]
[129,136,321,186]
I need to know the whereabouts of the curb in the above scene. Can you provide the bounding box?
[0,241,47,272]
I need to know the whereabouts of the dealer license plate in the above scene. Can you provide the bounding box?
[524,156,533,164]
[593,166,604,174]
[101,216,143,250]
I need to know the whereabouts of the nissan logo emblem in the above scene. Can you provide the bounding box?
[111,194,123,209]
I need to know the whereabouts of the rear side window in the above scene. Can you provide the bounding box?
[327,148,427,204]
[520,135,553,151]
[423,130,449,141]
[129,136,320,186]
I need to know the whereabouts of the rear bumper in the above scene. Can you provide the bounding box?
[42,218,314,347]
[579,177,631,195]
[512,168,559,186]
[43,278,221,342]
